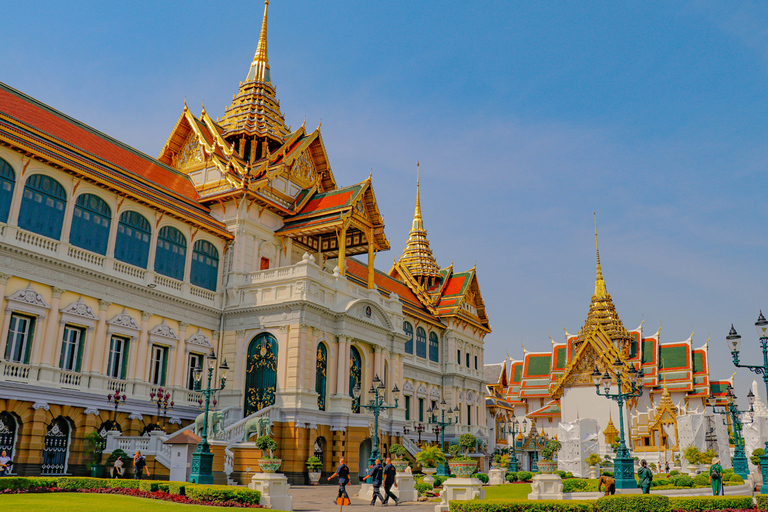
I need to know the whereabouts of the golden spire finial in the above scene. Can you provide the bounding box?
[247,0,271,83]
[398,161,440,282]
[594,212,607,298]
[415,161,422,222]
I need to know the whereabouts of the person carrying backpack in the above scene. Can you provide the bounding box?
[709,457,724,496]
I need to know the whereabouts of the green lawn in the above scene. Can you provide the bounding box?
[482,483,532,500]
[1,493,280,511]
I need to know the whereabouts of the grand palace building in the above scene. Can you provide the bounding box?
[0,1,490,482]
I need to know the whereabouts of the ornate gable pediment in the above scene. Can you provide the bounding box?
[7,285,49,309]
[108,310,140,333]
[149,320,178,340]
[60,298,97,320]
[186,329,213,350]
[287,150,317,189]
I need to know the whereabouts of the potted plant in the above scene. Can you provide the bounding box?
[699,448,716,473]
[306,456,322,485]
[389,444,410,472]
[683,445,701,476]
[585,453,602,479]
[672,453,682,472]
[499,453,510,469]
[417,444,447,479]
[448,434,478,476]
[537,439,561,474]
[491,452,502,469]
[256,435,281,473]
[84,431,105,478]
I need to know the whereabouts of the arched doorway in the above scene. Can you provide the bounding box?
[314,436,326,465]
[245,333,278,415]
[358,438,372,480]
[42,417,70,475]
[0,412,18,467]
[349,346,362,413]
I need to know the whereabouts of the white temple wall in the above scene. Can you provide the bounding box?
[560,386,626,454]
[558,419,599,478]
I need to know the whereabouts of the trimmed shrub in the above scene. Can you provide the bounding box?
[728,473,744,484]
[692,474,709,487]
[139,481,160,492]
[185,484,261,505]
[756,494,768,511]
[450,499,594,512]
[57,477,106,490]
[668,474,694,488]
[565,472,574,479]
[472,472,489,484]
[415,482,433,495]
[433,476,446,488]
[0,477,59,491]
[669,469,679,476]
[602,471,613,477]
[563,478,596,493]
[595,495,671,512]
[167,481,186,495]
[505,472,517,482]
[516,471,533,482]
[670,496,754,511]
[555,470,567,478]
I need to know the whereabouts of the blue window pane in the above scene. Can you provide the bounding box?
[115,211,151,268]
[70,193,111,255]
[191,239,219,291]
[0,158,15,223]
[18,174,67,239]
[403,322,413,354]
[429,332,439,362]
[416,327,427,359]
[154,226,186,281]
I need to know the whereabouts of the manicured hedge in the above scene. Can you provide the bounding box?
[562,478,597,493]
[185,483,261,505]
[516,471,533,482]
[0,477,59,491]
[450,499,594,512]
[756,494,768,511]
[669,496,753,511]
[595,495,671,512]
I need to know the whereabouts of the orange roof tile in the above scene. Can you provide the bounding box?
[347,258,421,306]
[300,189,354,215]
[442,275,467,296]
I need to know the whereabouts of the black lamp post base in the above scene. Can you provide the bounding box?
[190,450,214,484]
[613,456,637,489]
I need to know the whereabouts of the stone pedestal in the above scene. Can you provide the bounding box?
[249,472,293,511]
[488,468,506,486]
[435,478,484,512]
[527,473,563,500]
[358,470,417,503]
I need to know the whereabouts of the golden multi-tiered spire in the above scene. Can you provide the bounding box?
[399,163,441,286]
[218,0,289,157]
[576,215,632,350]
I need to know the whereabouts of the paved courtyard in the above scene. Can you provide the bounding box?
[290,485,436,512]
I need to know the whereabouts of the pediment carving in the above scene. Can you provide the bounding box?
[149,320,178,340]
[60,298,97,320]
[186,329,213,349]
[7,285,49,309]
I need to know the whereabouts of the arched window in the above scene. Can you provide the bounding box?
[154,226,186,281]
[316,343,328,411]
[349,346,362,413]
[403,322,413,354]
[416,327,427,359]
[0,158,15,223]
[429,332,439,362]
[115,211,151,268]
[191,239,219,291]
[18,174,66,239]
[70,193,111,255]
[0,412,18,465]
[244,333,278,415]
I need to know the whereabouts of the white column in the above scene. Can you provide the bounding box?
[327,337,338,395]
[106,205,121,258]
[35,287,63,365]
[336,336,348,395]
[172,322,189,387]
[147,214,161,273]
[87,300,110,373]
[183,232,194,283]
[59,186,77,244]
[6,168,26,226]
[235,330,247,394]
[0,274,11,358]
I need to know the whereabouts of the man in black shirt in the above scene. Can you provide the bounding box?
[328,457,351,503]
[381,457,399,506]
[367,458,385,505]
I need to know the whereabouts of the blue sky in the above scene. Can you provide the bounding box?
[3,1,768,396]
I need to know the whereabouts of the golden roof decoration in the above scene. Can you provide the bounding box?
[218,0,289,146]
[398,162,441,285]
[603,415,619,436]
[576,216,632,352]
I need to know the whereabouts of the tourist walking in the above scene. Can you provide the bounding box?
[709,457,724,496]
[638,459,653,494]
[368,458,385,505]
[112,455,124,478]
[133,450,150,480]
[328,457,351,503]
[381,457,399,506]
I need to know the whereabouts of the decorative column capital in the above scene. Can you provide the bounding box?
[235,330,246,338]
[211,330,220,340]
[83,408,100,415]
[0,273,11,285]
[178,321,189,331]
[51,287,65,298]
[32,401,50,410]
[129,412,144,420]
[141,311,152,321]
[98,299,112,311]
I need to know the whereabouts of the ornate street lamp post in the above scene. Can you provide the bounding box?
[592,359,644,489]
[106,391,127,430]
[353,374,399,466]
[427,400,458,477]
[727,312,768,492]
[189,349,229,484]
[707,384,749,479]
[149,387,174,430]
[415,423,425,446]
[507,413,527,473]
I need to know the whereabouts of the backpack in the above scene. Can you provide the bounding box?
[710,467,721,479]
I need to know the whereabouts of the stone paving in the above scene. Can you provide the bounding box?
[290,485,436,512]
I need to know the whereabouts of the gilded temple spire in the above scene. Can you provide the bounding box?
[247,0,271,83]
[595,213,608,298]
[399,162,441,285]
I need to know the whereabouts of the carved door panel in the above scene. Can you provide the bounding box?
[245,334,278,416]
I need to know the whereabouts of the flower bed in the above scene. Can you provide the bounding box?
[0,477,261,507]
